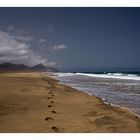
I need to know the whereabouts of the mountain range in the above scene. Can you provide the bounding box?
[0,62,59,72]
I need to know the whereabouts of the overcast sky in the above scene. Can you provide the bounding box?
[0,8,140,71]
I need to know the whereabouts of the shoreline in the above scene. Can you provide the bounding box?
[54,79,140,116]
[58,80,140,118]
[0,72,140,132]
[51,73,140,118]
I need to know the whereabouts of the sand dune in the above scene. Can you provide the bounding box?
[0,72,140,132]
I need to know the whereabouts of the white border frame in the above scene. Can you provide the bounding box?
[0,0,140,7]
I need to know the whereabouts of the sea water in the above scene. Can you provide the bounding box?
[52,72,140,116]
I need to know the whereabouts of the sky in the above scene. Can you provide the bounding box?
[0,8,140,72]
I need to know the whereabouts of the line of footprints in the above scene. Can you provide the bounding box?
[45,89,63,132]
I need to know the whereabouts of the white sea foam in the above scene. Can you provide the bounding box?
[54,72,76,77]
[76,73,140,80]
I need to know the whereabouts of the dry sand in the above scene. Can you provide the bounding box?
[0,72,140,133]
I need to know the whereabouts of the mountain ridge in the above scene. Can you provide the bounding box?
[0,62,59,72]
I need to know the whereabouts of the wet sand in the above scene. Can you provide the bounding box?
[0,72,140,132]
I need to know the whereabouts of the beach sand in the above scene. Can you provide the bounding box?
[0,72,140,133]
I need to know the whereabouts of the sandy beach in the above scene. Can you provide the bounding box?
[0,72,140,132]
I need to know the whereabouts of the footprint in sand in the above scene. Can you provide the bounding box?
[48,97,52,99]
[48,105,52,108]
[51,126,58,132]
[51,126,64,132]
[50,101,54,103]
[45,117,53,121]
[51,110,56,114]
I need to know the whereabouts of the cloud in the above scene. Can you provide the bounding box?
[38,38,46,44]
[15,36,33,42]
[52,44,67,51]
[7,25,14,31]
[0,31,54,66]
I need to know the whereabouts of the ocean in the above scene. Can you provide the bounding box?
[52,72,140,116]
